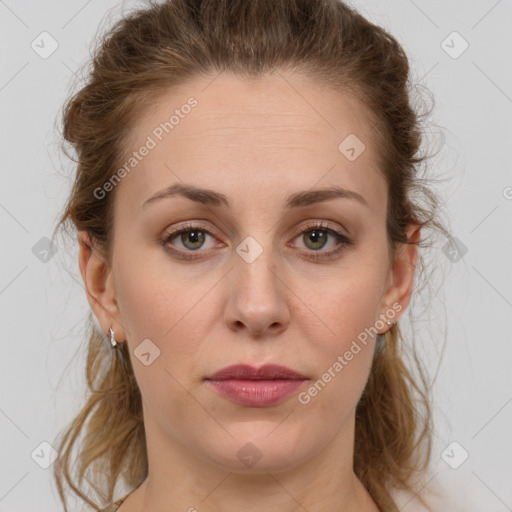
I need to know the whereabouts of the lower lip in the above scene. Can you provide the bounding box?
[205,379,306,407]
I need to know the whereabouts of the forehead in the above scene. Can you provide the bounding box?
[115,72,385,215]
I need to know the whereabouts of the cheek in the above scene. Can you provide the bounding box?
[298,265,385,349]
[115,264,216,423]
[115,257,222,376]
[292,271,384,411]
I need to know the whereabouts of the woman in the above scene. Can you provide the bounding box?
[51,0,450,510]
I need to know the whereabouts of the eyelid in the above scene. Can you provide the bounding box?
[296,220,350,239]
[162,221,222,248]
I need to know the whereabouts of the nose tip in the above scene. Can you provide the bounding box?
[224,257,290,338]
[233,318,283,337]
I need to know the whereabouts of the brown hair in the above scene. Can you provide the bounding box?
[51,0,451,510]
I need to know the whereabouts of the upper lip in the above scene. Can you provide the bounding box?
[206,364,307,381]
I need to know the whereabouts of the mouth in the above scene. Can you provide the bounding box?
[206,363,307,381]
[204,364,308,407]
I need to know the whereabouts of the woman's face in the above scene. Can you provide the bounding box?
[82,72,417,475]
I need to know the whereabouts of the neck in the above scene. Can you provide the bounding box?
[123,411,380,512]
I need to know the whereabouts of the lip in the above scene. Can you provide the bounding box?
[204,364,308,407]
[207,364,307,381]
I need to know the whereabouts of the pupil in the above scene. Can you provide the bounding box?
[183,230,204,249]
[307,230,326,249]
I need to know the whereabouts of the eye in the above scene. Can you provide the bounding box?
[290,221,353,261]
[161,221,353,262]
[161,223,221,260]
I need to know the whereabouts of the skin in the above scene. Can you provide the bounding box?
[78,71,420,512]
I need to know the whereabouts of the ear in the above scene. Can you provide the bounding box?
[78,231,126,342]
[379,223,421,329]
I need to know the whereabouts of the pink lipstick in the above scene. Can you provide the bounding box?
[204,364,308,407]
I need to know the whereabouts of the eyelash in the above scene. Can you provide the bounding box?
[160,221,353,262]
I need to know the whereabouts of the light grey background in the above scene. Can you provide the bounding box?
[1,0,511,511]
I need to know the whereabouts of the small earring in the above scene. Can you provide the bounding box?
[381,320,394,336]
[109,327,118,348]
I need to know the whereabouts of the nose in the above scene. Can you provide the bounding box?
[223,248,290,338]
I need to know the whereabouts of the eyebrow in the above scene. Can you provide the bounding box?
[142,183,369,210]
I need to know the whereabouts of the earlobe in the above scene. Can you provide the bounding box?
[77,231,126,341]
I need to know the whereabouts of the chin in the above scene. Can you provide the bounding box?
[200,421,314,474]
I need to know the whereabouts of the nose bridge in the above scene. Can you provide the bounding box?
[237,239,277,292]
[224,233,289,335]
[234,237,281,306]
